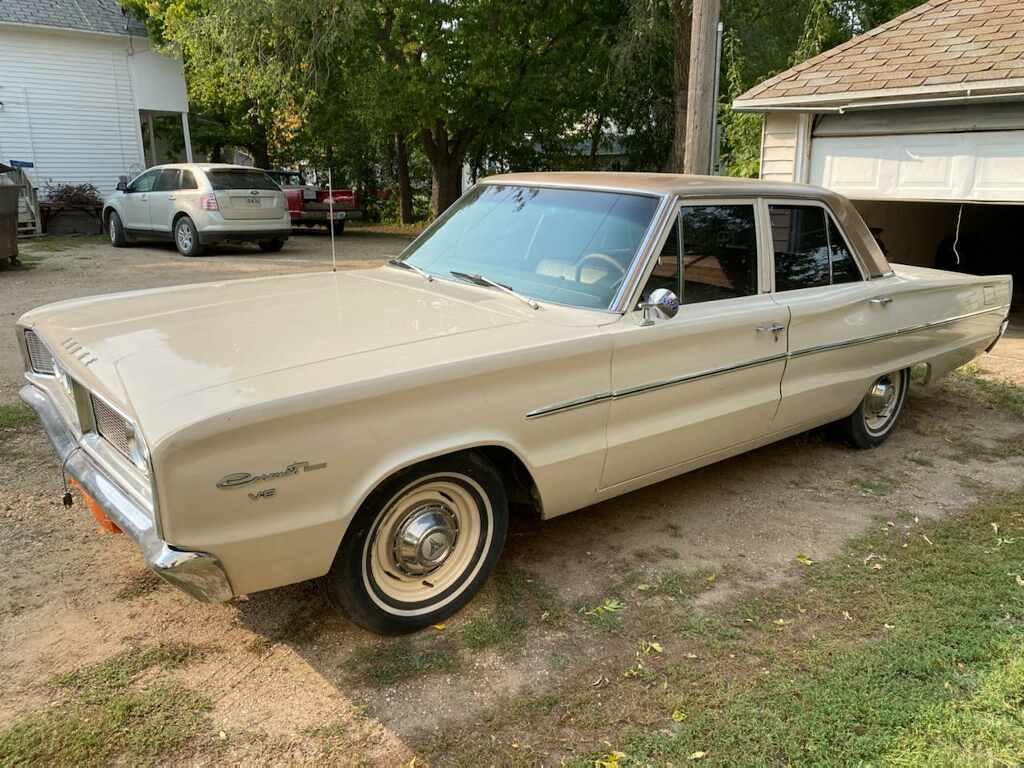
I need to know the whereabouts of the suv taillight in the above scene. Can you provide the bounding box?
[201,193,219,211]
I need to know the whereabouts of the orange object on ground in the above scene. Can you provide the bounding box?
[69,478,122,533]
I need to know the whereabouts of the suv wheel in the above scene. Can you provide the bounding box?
[108,211,128,247]
[324,451,508,634]
[258,239,285,253]
[174,216,205,257]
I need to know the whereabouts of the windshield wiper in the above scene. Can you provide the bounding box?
[449,271,540,310]
[387,258,433,282]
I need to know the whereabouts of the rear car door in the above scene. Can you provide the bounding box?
[148,169,181,234]
[121,169,159,230]
[766,200,893,431]
[601,200,789,489]
[207,169,284,221]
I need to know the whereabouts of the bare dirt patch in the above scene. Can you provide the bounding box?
[1,240,1021,764]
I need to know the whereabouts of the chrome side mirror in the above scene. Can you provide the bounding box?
[638,288,680,326]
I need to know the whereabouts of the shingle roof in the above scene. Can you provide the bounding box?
[735,0,1024,110]
[0,0,147,37]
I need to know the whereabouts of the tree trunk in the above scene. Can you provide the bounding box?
[395,133,414,225]
[668,0,692,173]
[420,121,471,217]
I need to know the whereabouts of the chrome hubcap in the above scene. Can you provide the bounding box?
[177,224,192,250]
[864,372,902,434]
[392,503,459,576]
[109,218,117,242]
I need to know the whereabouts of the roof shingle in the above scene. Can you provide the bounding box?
[736,0,1024,109]
[0,0,147,37]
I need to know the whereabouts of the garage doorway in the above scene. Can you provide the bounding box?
[853,200,1023,311]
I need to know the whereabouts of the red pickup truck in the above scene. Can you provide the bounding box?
[267,170,362,235]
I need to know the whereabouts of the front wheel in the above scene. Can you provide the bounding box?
[837,368,910,449]
[325,452,508,634]
[258,239,285,253]
[174,216,205,257]
[107,211,128,247]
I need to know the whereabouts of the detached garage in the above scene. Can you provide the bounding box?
[734,0,1024,307]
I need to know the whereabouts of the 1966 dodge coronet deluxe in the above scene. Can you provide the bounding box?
[17,173,1012,633]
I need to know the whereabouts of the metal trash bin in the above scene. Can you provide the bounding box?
[0,163,18,266]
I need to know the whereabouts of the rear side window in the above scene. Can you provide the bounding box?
[180,170,198,190]
[772,204,863,291]
[206,170,279,191]
[680,204,758,303]
[153,169,180,192]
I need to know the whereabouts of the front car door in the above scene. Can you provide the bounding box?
[600,199,790,491]
[120,169,159,231]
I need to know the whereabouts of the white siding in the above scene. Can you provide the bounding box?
[809,130,1024,203]
[0,26,147,198]
[760,113,799,182]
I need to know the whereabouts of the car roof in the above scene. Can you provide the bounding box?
[145,163,266,172]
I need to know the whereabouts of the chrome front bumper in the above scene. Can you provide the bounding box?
[19,384,234,603]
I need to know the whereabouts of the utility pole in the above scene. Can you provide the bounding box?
[683,0,721,175]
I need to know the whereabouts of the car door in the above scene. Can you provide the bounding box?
[120,169,159,231]
[148,169,180,235]
[600,200,790,489]
[766,199,897,431]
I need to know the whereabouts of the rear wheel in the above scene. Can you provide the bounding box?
[174,216,204,257]
[258,239,285,253]
[107,211,127,247]
[838,368,909,449]
[330,220,346,236]
[325,452,508,634]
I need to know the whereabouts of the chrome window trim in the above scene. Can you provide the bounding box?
[525,304,1010,419]
[763,198,868,293]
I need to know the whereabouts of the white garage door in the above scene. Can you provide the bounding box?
[809,130,1024,203]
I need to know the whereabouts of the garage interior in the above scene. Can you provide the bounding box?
[854,199,1023,311]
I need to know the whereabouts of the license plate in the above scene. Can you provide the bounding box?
[245,197,261,207]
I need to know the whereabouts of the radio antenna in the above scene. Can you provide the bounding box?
[328,169,337,273]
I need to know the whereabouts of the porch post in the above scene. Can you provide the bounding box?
[182,112,194,163]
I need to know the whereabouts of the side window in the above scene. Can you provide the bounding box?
[642,218,681,298]
[153,169,180,192]
[179,170,198,190]
[129,170,159,193]
[771,205,829,291]
[680,204,758,303]
[827,216,863,284]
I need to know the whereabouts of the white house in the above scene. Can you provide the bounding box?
[0,0,191,209]
[734,0,1023,306]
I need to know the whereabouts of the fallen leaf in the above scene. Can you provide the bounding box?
[689,751,707,760]
[433,623,446,631]
[672,708,687,722]
[992,522,1000,535]
[843,611,853,621]
[795,554,815,566]
[922,534,934,547]
[684,652,698,659]
[884,623,895,630]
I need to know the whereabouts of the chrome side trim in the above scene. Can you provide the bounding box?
[19,384,234,603]
[525,304,1010,419]
[789,305,1010,359]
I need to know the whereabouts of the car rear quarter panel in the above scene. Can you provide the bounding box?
[152,325,613,596]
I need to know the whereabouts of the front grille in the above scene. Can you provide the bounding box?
[24,330,55,375]
[91,395,132,457]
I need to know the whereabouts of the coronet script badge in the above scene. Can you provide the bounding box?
[216,460,327,489]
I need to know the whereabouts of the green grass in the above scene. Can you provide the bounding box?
[953,363,1024,419]
[0,643,209,767]
[0,402,34,430]
[601,491,1024,767]
[461,566,557,653]
[20,234,107,253]
[347,637,459,687]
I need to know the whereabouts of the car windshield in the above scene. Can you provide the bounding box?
[208,170,280,191]
[401,184,660,310]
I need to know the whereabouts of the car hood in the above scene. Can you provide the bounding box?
[21,269,531,438]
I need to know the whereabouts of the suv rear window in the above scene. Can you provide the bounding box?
[207,170,280,191]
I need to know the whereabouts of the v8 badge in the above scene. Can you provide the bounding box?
[248,488,277,501]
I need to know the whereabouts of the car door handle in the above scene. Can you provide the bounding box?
[168,195,176,200]
[756,322,786,340]
[870,296,893,306]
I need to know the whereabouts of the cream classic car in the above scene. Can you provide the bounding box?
[17,173,1012,633]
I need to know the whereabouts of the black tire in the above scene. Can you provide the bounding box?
[330,220,346,236]
[258,239,285,253]
[325,451,508,634]
[107,210,128,247]
[837,368,910,449]
[173,216,205,257]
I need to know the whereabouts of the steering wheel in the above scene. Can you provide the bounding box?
[574,252,627,284]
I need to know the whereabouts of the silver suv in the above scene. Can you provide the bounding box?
[103,164,291,257]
